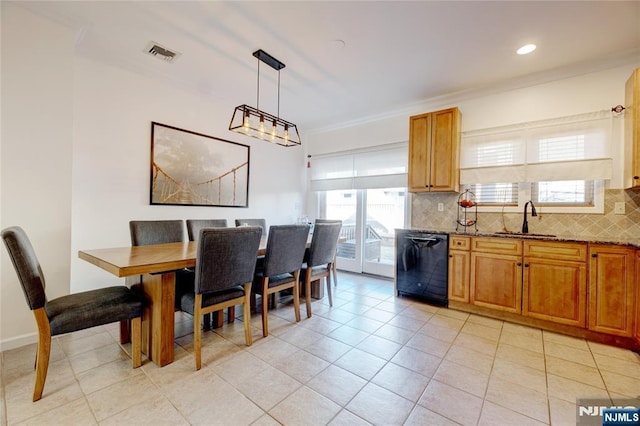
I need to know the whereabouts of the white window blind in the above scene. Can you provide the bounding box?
[460,110,613,184]
[309,143,408,191]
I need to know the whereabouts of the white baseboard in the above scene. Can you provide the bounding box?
[0,332,37,352]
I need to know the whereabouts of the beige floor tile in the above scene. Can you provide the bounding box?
[466,313,504,329]
[307,365,367,406]
[361,307,396,323]
[230,364,302,411]
[344,316,385,334]
[100,394,188,425]
[450,333,498,357]
[546,356,605,389]
[271,348,330,383]
[356,334,403,360]
[86,374,161,421]
[588,341,640,363]
[417,322,460,343]
[270,386,341,426]
[317,308,359,324]
[278,325,325,348]
[403,405,460,426]
[543,331,590,350]
[427,314,466,331]
[247,337,299,363]
[547,373,610,403]
[76,357,144,395]
[251,413,282,426]
[460,321,502,343]
[593,352,640,379]
[399,306,437,322]
[549,396,577,426]
[544,341,596,368]
[304,336,352,363]
[387,314,427,332]
[335,348,386,380]
[600,370,640,396]
[13,395,97,426]
[58,330,116,358]
[444,344,494,374]
[391,346,442,377]
[437,308,470,321]
[501,322,542,338]
[478,400,547,426]
[405,332,452,358]
[485,376,549,423]
[371,362,430,402]
[418,379,483,425]
[328,325,371,346]
[373,323,415,345]
[328,409,372,425]
[495,342,546,372]
[499,330,544,353]
[433,359,489,397]
[300,314,342,334]
[491,357,547,394]
[346,382,415,425]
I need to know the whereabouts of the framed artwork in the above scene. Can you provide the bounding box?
[150,122,250,207]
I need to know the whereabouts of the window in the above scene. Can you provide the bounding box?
[460,110,613,213]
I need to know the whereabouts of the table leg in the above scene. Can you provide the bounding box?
[140,272,175,367]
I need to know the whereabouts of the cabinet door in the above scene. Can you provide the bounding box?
[429,108,460,192]
[408,114,431,192]
[588,245,635,337]
[448,250,470,303]
[636,251,640,344]
[523,257,587,327]
[471,252,522,313]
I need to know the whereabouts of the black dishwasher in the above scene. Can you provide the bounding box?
[396,230,449,306]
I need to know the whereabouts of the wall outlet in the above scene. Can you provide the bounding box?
[614,202,626,214]
[437,203,444,212]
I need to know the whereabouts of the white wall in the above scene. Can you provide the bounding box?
[0,4,306,349]
[1,4,74,349]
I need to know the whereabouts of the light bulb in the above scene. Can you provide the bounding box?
[242,111,251,134]
[283,124,289,142]
[258,115,265,135]
[270,120,278,140]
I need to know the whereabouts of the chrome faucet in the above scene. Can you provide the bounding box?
[522,200,538,233]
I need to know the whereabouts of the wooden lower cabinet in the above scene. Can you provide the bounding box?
[523,257,587,327]
[471,251,522,313]
[588,245,635,337]
[448,236,470,303]
[636,252,640,344]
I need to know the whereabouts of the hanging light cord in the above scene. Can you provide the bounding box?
[256,57,260,110]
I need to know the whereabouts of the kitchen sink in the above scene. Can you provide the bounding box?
[494,232,557,238]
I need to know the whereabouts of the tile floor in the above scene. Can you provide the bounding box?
[1,272,639,425]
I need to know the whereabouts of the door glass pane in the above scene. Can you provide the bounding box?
[326,189,357,260]
[365,188,406,268]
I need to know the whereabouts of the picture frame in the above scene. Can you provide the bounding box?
[150,122,250,207]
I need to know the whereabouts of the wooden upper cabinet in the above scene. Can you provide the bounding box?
[625,67,640,188]
[588,244,635,337]
[408,107,460,192]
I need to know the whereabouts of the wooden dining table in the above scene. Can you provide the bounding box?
[78,236,304,367]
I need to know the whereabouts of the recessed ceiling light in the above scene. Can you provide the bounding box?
[517,44,536,55]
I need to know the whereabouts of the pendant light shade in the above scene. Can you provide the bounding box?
[229,50,301,147]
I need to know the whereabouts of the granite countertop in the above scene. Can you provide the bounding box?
[396,228,640,249]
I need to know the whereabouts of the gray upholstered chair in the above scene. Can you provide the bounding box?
[252,224,309,337]
[1,226,143,401]
[314,219,342,287]
[234,218,266,235]
[301,221,342,317]
[186,219,228,241]
[178,227,261,370]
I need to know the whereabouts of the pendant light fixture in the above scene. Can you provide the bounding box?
[229,49,301,147]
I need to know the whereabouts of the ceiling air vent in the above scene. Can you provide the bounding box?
[145,42,181,63]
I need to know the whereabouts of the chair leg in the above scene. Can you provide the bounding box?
[32,308,51,402]
[194,294,203,370]
[228,305,235,323]
[243,283,252,346]
[293,272,301,323]
[202,313,211,330]
[304,270,312,318]
[261,277,269,337]
[130,316,142,368]
[332,257,338,287]
[326,266,334,307]
[212,311,224,328]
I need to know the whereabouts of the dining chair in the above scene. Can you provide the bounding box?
[1,226,143,401]
[234,218,266,235]
[252,224,309,337]
[186,219,228,241]
[186,219,233,327]
[314,219,342,287]
[178,227,261,370]
[301,221,342,317]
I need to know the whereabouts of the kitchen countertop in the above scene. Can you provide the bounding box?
[396,228,640,249]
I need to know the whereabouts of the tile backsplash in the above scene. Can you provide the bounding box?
[411,189,640,239]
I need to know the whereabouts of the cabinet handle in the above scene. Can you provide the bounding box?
[456,241,462,246]
[449,254,453,258]
[634,176,639,180]
[524,263,529,267]
[517,262,522,266]
[592,254,598,258]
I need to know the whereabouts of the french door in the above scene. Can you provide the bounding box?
[322,187,408,278]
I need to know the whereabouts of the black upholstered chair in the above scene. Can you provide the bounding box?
[186,219,228,241]
[234,218,266,235]
[252,224,309,337]
[178,227,261,370]
[314,219,342,287]
[1,226,143,401]
[301,221,342,317]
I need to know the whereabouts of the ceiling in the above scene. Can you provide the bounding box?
[13,1,640,133]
